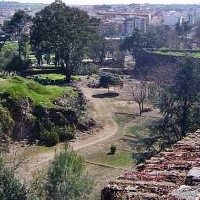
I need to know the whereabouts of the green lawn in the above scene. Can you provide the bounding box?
[152,49,200,58]
[39,74,65,80]
[91,150,133,167]
[0,76,76,107]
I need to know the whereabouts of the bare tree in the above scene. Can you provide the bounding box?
[126,80,148,115]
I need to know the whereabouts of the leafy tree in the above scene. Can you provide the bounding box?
[0,31,10,53]
[87,34,106,63]
[19,33,30,60]
[120,28,162,57]
[99,73,121,93]
[30,144,93,200]
[3,10,31,58]
[153,58,200,141]
[120,29,145,57]
[5,55,31,73]
[30,0,99,81]
[105,39,124,62]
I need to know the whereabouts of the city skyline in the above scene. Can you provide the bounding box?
[5,0,200,5]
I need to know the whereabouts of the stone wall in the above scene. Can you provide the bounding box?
[101,130,200,200]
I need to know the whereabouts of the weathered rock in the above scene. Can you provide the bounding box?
[186,167,200,186]
[168,185,200,200]
[101,130,200,200]
[1,89,96,141]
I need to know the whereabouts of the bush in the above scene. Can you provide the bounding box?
[0,157,28,200]
[40,127,59,146]
[30,144,93,200]
[59,125,75,142]
[110,144,116,154]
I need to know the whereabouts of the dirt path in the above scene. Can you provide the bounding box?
[15,81,118,184]
[72,85,118,150]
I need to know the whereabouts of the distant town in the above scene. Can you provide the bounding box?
[1,2,200,38]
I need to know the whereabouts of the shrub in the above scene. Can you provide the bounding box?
[110,144,116,154]
[0,157,28,200]
[40,127,59,146]
[30,144,93,200]
[59,125,75,142]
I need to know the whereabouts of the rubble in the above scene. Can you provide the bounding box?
[101,130,200,199]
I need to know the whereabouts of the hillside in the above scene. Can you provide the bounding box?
[0,76,95,144]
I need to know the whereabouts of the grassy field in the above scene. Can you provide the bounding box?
[37,74,81,81]
[0,76,76,107]
[152,49,200,58]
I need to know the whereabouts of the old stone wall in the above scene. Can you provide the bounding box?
[101,130,200,200]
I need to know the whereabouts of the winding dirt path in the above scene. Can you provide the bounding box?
[16,81,118,184]
[72,85,118,150]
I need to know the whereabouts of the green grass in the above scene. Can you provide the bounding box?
[28,54,37,63]
[152,49,200,58]
[39,74,65,81]
[127,125,142,134]
[36,74,81,82]
[71,75,81,81]
[0,76,76,107]
[115,117,128,125]
[92,150,132,167]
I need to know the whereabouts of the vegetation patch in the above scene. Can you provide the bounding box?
[152,48,200,58]
[90,149,132,167]
[0,76,73,107]
[37,74,65,81]
[127,125,142,134]
[1,41,18,53]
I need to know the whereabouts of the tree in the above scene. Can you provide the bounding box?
[30,144,93,200]
[0,157,28,200]
[30,0,99,81]
[19,33,30,60]
[154,58,200,141]
[175,22,192,48]
[120,29,145,57]
[125,80,148,115]
[87,34,106,63]
[0,31,10,53]
[194,24,200,48]
[3,10,31,58]
[120,28,162,60]
[99,73,121,93]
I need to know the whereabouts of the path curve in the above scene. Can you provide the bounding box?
[72,85,118,150]
[16,82,118,184]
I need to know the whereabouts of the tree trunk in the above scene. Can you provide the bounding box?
[65,73,71,82]
[141,100,144,111]
[138,102,142,116]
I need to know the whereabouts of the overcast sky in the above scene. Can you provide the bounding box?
[16,0,200,5]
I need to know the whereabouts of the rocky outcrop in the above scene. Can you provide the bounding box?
[101,130,200,199]
[0,88,96,141]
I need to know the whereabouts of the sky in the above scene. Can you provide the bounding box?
[16,0,200,5]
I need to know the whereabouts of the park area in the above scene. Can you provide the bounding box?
[6,75,161,198]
